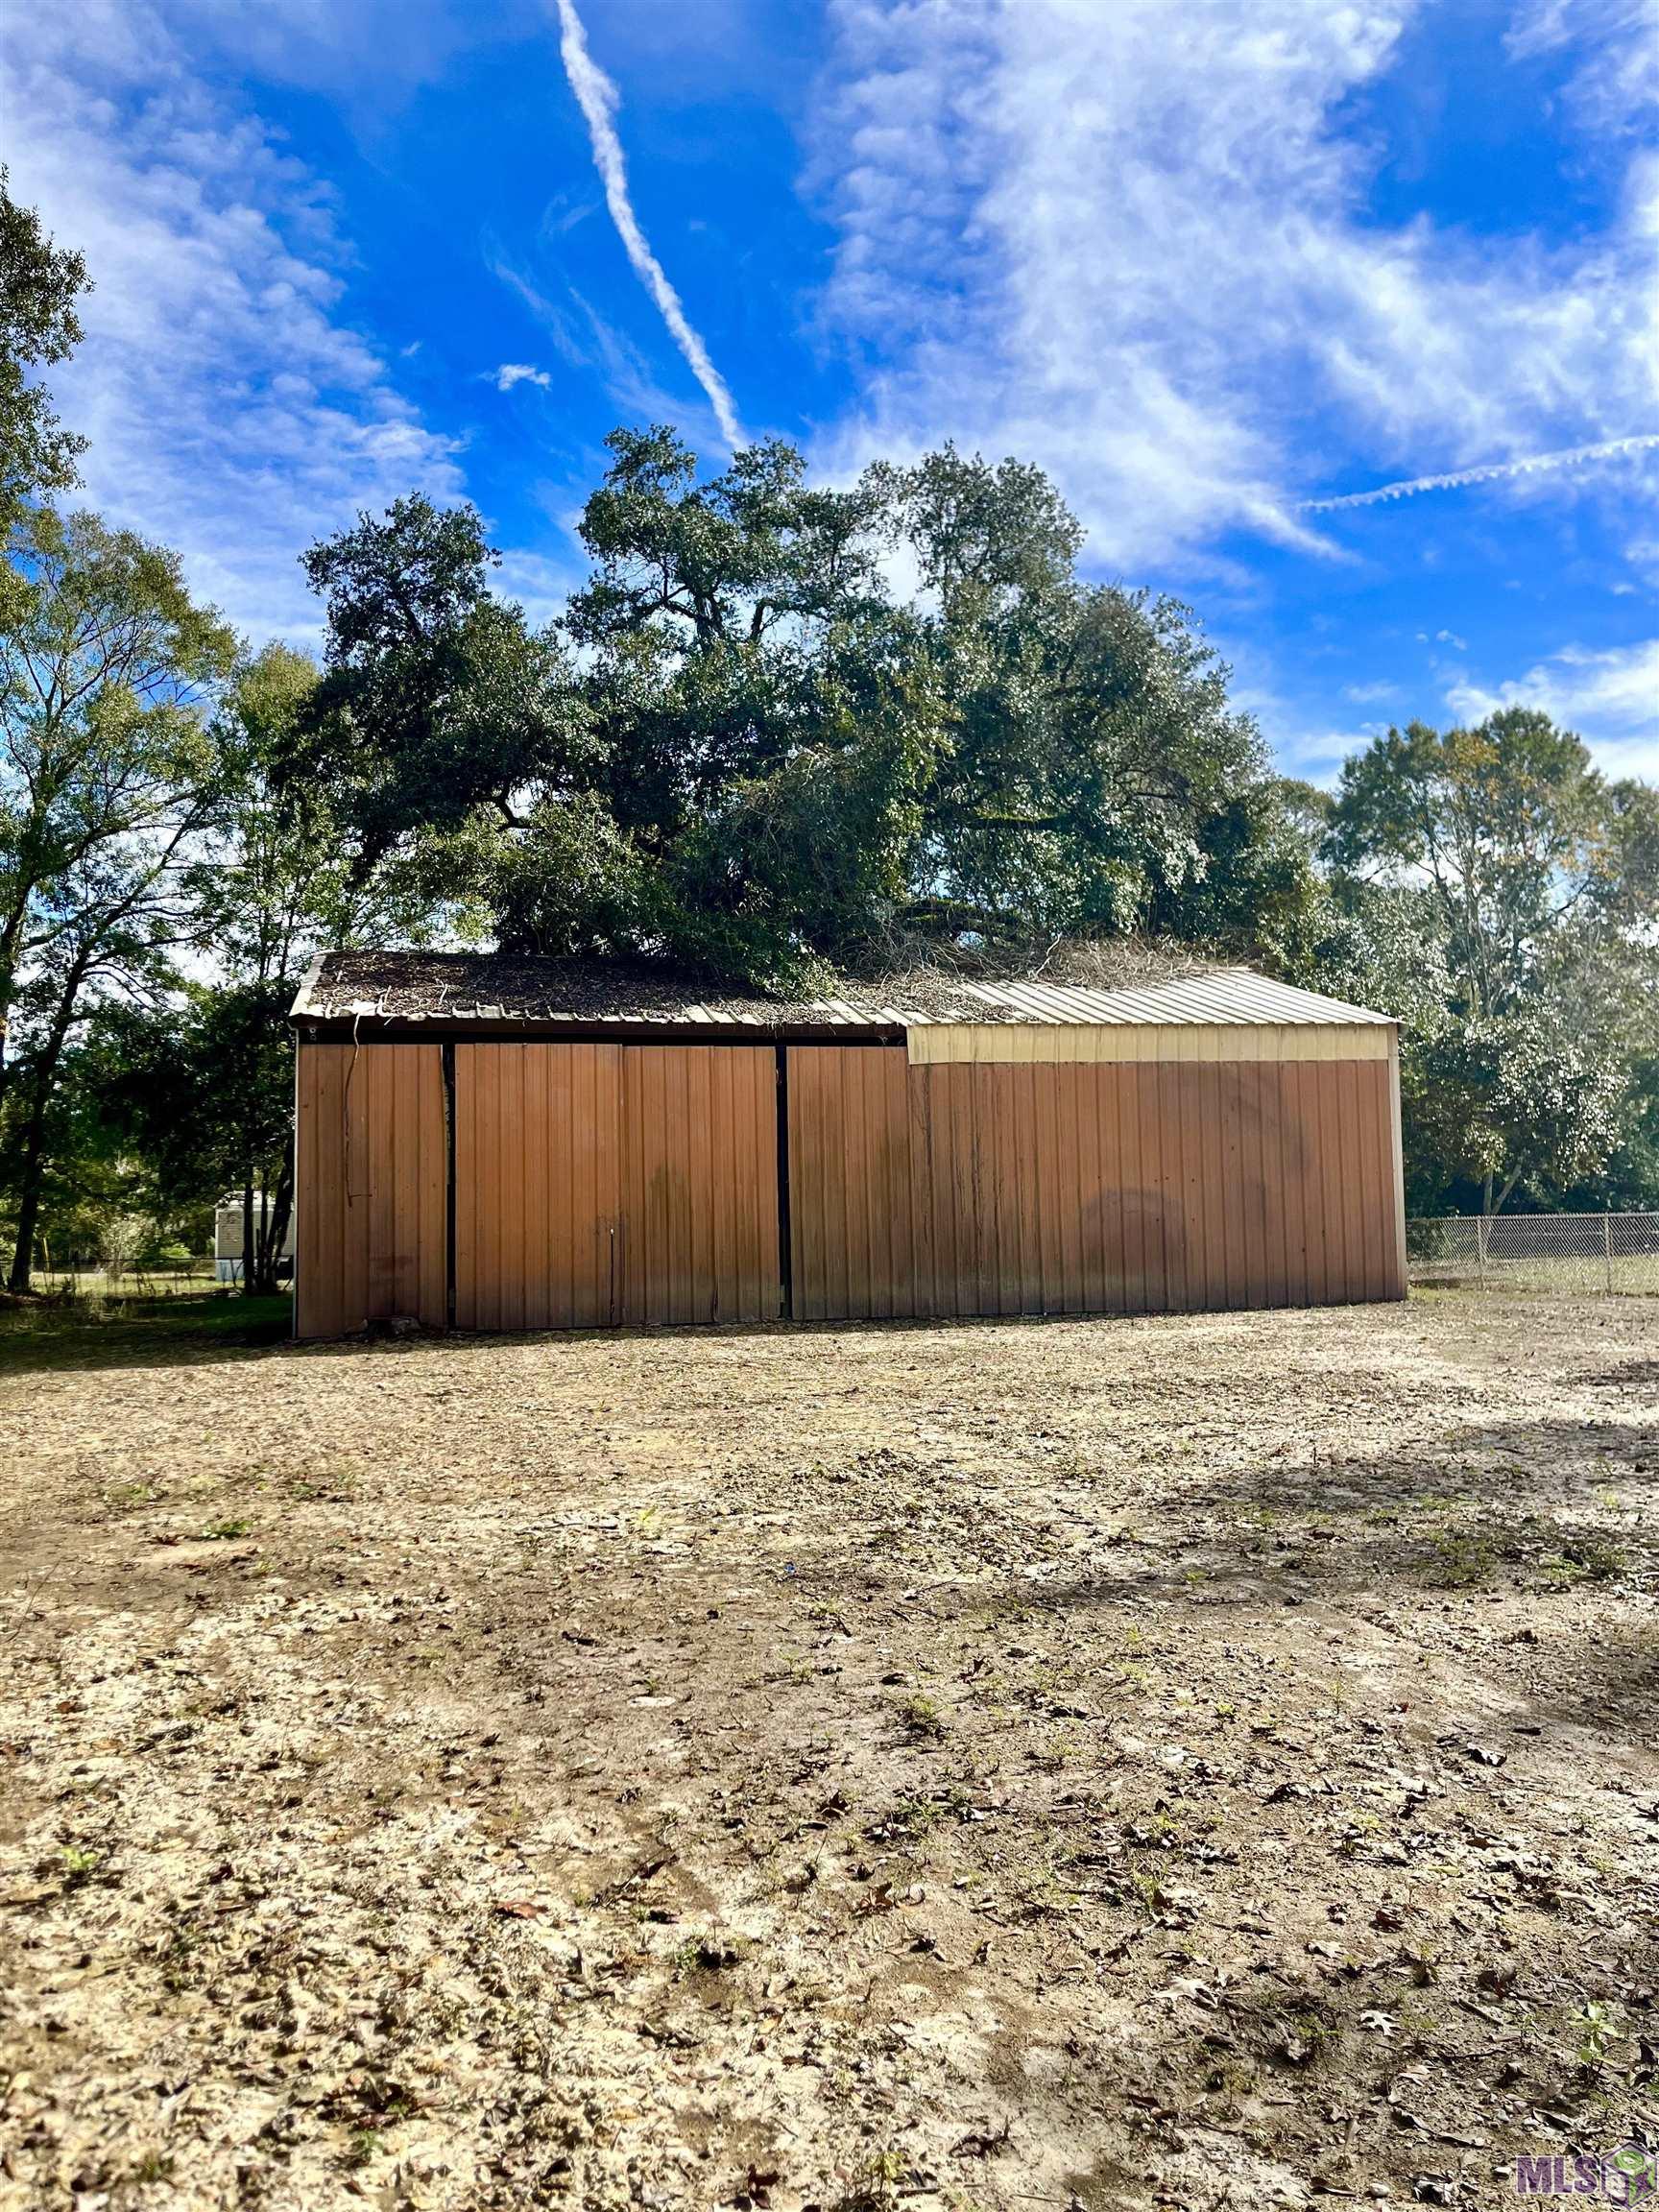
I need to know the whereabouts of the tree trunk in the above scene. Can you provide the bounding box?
[241,1176,256,1298]
[259,1154,294,1298]
[6,1033,71,1295]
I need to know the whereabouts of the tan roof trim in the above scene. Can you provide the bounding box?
[907,1022,1393,1066]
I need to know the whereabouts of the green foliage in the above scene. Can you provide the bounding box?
[96,643,370,1295]
[1,314,1652,1249]
[1317,709,1659,1213]
[0,173,90,539]
[300,428,1315,985]
[1,506,236,1027]
[294,494,593,877]
[0,508,235,1287]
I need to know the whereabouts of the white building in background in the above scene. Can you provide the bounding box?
[213,1194,296,1284]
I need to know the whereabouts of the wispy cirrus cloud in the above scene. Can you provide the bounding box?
[808,0,1659,570]
[1,0,465,642]
[1505,0,1659,131]
[549,0,743,447]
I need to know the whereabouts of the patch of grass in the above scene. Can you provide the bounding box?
[1551,1534,1629,1585]
[200,1517,252,1541]
[894,1691,945,1739]
[0,1290,291,1374]
[1424,1527,1497,1588]
[865,1793,941,1844]
[58,1843,104,1890]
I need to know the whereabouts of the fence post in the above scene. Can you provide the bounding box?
[1477,1214,1488,1281]
[1604,1212,1614,1295]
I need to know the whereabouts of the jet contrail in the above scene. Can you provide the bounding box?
[1301,432,1659,512]
[551,0,743,447]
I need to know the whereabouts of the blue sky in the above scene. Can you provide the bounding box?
[7,0,1657,781]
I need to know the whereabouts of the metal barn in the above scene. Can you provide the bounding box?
[289,950,1407,1339]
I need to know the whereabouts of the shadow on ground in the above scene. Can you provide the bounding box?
[0,1292,293,1375]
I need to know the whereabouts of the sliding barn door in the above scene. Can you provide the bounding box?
[454,1043,625,1329]
[453,1042,781,1330]
[619,1046,781,1324]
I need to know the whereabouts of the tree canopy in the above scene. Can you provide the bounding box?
[2,158,1656,1278]
[0,171,89,541]
[1317,709,1659,1214]
[296,428,1319,988]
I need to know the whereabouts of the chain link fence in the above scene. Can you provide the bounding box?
[1407,1211,1659,1294]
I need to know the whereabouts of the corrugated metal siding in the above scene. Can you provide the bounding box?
[297,1035,1403,1337]
[787,1046,1405,1320]
[947,971,1392,1027]
[296,1043,446,1338]
[452,1043,780,1329]
[620,1046,781,1325]
[455,1043,623,1329]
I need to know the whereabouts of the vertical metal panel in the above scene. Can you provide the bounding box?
[1118,1067,1144,1310]
[1106,1057,1132,1309]
[1076,1064,1106,1313]
[905,1068,936,1318]
[620,1046,780,1324]
[296,1041,341,1339]
[453,1042,775,1329]
[1323,1060,1351,1299]
[1335,1061,1366,1300]
[295,1043,445,1338]
[1358,1053,1392,1302]
[1240,1065,1273,1309]
[1158,1062,1190,1313]
[783,1048,1405,1321]
[455,1043,624,1329]
[1279,1061,1310,1307]
[1137,1066,1167,1314]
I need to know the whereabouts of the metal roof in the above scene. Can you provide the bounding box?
[290,951,1391,1035]
[948,972,1392,1027]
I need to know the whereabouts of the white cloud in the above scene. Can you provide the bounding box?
[494,362,553,392]
[1302,434,1659,513]
[809,0,1659,570]
[487,250,705,432]
[496,547,583,629]
[1506,0,1659,132]
[549,0,743,447]
[1446,638,1659,777]
[1,1,466,643]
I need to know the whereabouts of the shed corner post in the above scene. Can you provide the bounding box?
[291,1031,301,1340]
[1388,1024,1407,1299]
[442,1041,458,1330]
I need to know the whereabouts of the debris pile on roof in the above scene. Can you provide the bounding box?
[292,946,1389,1031]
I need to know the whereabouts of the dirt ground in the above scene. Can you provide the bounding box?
[1,1290,1655,2212]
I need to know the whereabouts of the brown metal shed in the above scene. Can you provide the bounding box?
[289,951,1406,1338]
